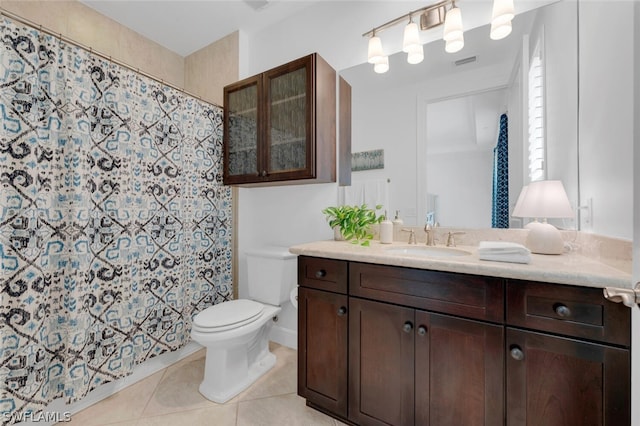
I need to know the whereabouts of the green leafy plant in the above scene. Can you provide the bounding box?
[322,204,384,246]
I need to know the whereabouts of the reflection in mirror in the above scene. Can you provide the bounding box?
[340,0,578,230]
[425,88,508,228]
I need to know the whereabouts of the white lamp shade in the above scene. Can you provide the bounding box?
[490,20,512,40]
[402,21,421,53]
[516,180,574,219]
[407,44,424,64]
[512,185,529,218]
[491,0,514,27]
[374,55,389,73]
[445,35,464,53]
[367,36,384,64]
[443,7,463,42]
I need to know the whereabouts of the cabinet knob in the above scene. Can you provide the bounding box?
[260,170,268,177]
[315,269,326,278]
[417,325,427,336]
[403,321,413,333]
[337,306,347,316]
[510,346,525,361]
[554,303,571,317]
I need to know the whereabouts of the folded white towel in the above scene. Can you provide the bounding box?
[478,241,531,264]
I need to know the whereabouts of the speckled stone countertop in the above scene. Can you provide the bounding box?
[289,240,633,289]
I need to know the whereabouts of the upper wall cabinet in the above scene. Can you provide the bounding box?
[223,53,338,186]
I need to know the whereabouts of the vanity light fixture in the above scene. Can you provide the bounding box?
[490,0,515,40]
[367,30,385,64]
[403,16,424,64]
[363,0,514,73]
[443,3,464,53]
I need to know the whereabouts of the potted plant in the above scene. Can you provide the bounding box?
[322,204,384,246]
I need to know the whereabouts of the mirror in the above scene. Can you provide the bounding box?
[340,0,578,229]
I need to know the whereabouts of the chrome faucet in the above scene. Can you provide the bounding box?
[424,223,438,246]
[446,231,465,247]
[402,228,417,244]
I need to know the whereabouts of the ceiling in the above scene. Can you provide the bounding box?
[79,0,321,56]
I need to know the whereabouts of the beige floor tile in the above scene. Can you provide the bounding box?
[136,403,237,426]
[141,349,224,417]
[65,370,165,426]
[237,393,344,426]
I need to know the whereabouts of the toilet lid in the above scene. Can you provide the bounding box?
[193,299,264,331]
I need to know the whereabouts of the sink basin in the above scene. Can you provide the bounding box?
[384,246,471,258]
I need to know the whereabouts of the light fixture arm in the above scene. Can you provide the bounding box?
[362,0,453,38]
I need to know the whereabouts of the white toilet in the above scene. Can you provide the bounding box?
[190,246,297,403]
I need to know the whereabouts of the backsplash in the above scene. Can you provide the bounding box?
[371,225,632,274]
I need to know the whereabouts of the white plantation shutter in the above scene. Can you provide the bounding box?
[528,41,545,181]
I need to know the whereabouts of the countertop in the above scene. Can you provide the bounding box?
[289,240,633,290]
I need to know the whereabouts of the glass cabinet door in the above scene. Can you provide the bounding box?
[264,58,312,177]
[224,77,260,180]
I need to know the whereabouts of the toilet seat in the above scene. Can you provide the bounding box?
[193,299,264,332]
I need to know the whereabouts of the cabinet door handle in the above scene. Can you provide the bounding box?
[403,321,413,333]
[417,325,427,336]
[510,346,525,361]
[315,269,326,278]
[337,306,347,316]
[554,303,571,317]
[260,170,268,177]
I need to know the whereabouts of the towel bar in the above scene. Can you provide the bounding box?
[603,282,640,308]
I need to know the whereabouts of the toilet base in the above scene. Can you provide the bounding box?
[193,305,281,404]
[198,349,276,403]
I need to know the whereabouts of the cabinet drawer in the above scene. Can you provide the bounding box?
[298,256,348,294]
[349,262,504,322]
[506,280,631,346]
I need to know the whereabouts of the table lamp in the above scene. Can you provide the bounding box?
[512,180,574,254]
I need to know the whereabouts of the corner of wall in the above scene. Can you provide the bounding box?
[184,31,240,106]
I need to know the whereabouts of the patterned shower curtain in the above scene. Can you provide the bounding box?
[0,18,232,424]
[491,113,509,228]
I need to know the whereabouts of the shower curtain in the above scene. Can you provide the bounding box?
[0,18,232,424]
[491,113,509,228]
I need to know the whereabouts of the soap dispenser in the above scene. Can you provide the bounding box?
[380,211,393,244]
[392,210,403,227]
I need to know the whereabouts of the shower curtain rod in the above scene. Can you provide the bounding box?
[0,8,222,108]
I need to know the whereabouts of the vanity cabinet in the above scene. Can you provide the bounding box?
[349,297,504,426]
[297,256,631,426]
[348,262,504,426]
[297,257,349,418]
[223,53,337,186]
[505,280,631,426]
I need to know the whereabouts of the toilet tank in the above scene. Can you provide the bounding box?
[245,246,297,306]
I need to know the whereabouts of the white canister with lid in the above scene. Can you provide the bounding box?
[380,212,393,244]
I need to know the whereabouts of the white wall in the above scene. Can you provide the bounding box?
[531,1,579,216]
[578,1,634,240]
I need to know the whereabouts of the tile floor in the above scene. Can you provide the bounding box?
[58,343,346,426]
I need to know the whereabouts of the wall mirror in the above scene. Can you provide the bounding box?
[340,0,578,229]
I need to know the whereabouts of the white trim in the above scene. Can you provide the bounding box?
[269,325,297,350]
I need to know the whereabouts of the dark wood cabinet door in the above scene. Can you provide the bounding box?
[506,328,630,426]
[223,75,262,185]
[223,53,336,186]
[297,287,348,417]
[415,312,504,426]
[349,298,415,426]
[263,55,313,181]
